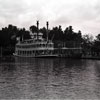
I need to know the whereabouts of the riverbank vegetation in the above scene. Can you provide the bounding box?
[0,24,99,57]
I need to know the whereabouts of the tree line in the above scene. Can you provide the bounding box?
[0,24,100,56]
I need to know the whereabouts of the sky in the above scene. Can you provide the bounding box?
[0,0,100,36]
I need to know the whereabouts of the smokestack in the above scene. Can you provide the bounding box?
[46,21,49,30]
[46,21,49,41]
[37,21,39,30]
[36,21,39,40]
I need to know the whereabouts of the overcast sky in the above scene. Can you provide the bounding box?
[0,0,100,36]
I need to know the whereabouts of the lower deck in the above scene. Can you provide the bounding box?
[14,48,82,58]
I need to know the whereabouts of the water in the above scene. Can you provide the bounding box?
[0,58,100,99]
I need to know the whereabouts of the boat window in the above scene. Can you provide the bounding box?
[43,44,45,47]
[23,51,25,55]
[33,50,35,53]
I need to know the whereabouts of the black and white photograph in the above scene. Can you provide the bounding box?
[0,0,100,99]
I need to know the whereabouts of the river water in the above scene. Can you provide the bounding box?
[0,58,100,99]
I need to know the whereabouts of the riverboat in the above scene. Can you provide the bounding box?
[13,21,58,58]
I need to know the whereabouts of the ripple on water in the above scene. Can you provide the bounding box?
[0,58,100,99]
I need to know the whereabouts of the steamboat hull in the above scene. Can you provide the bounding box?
[13,53,58,58]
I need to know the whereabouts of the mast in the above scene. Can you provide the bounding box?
[46,21,49,42]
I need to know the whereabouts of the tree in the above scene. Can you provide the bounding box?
[82,34,94,55]
[96,34,100,41]
[50,26,63,41]
[39,27,47,39]
[29,25,38,33]
[92,34,100,56]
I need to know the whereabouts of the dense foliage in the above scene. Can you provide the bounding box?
[0,24,100,56]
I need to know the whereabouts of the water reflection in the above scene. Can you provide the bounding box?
[0,58,100,99]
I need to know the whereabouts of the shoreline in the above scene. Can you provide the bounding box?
[1,55,100,60]
[81,55,100,60]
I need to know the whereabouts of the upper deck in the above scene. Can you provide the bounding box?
[16,38,54,50]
